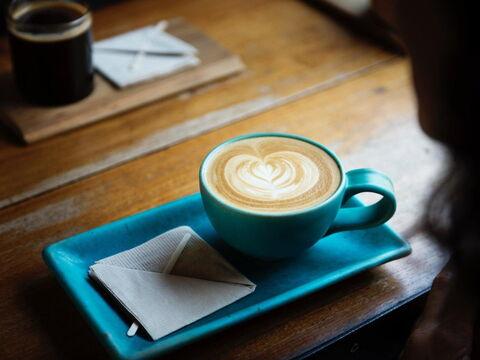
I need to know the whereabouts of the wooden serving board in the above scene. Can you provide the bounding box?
[0,18,245,143]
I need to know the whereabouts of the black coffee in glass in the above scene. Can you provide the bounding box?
[7,0,93,105]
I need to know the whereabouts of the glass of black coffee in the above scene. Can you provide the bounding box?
[7,0,94,105]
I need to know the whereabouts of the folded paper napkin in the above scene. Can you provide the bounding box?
[93,21,200,88]
[89,226,256,340]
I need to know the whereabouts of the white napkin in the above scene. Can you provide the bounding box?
[89,226,255,340]
[93,22,200,88]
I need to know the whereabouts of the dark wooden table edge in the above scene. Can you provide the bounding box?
[294,288,430,359]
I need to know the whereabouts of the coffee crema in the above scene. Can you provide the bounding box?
[203,136,341,213]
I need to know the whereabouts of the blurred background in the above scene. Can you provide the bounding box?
[0,0,119,32]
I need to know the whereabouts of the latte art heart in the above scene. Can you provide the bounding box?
[204,137,341,213]
[225,152,320,201]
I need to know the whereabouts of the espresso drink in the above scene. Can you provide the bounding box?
[204,136,341,213]
[8,1,93,105]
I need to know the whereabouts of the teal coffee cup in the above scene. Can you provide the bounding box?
[199,133,396,260]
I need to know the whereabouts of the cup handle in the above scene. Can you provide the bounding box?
[326,168,396,235]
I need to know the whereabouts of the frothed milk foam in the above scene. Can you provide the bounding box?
[203,136,341,213]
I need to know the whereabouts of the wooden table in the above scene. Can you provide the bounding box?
[0,1,447,359]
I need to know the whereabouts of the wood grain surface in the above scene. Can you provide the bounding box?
[0,18,245,143]
[0,0,395,210]
[0,51,447,359]
[0,0,448,359]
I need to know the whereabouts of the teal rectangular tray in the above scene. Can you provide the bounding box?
[43,193,411,360]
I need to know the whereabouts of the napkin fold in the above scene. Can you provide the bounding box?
[93,22,200,88]
[89,226,255,340]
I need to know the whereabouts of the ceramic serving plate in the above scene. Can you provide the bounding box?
[43,193,411,360]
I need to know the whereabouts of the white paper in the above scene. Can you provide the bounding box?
[89,226,256,340]
[94,24,197,54]
[93,23,200,88]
